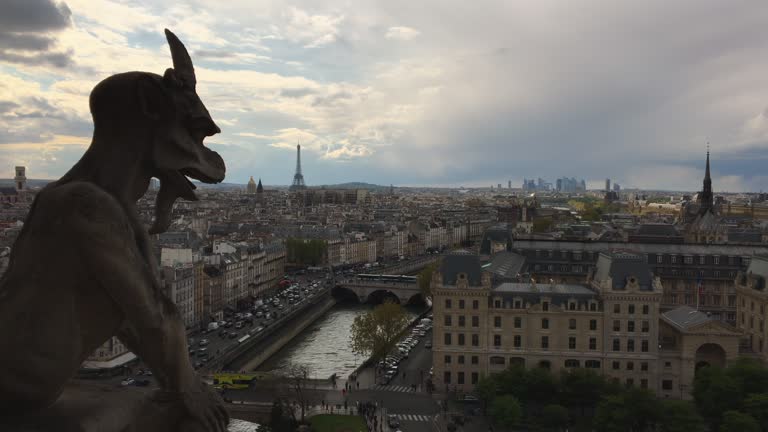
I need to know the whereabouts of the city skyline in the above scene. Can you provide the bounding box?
[2,1,768,191]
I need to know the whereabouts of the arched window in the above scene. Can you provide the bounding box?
[509,357,525,367]
[565,359,580,368]
[490,356,505,365]
[585,360,601,369]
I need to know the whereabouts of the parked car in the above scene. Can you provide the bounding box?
[120,378,135,386]
[425,341,433,349]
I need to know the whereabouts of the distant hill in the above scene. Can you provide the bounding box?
[314,182,390,190]
[0,179,53,188]
[0,179,391,191]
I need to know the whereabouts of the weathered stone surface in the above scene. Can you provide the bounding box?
[0,381,260,432]
[0,29,227,431]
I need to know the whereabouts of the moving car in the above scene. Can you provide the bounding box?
[387,415,401,429]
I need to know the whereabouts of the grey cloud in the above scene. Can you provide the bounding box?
[311,90,353,107]
[0,101,20,114]
[0,0,71,33]
[0,0,73,68]
[0,49,73,68]
[193,49,236,59]
[0,32,55,51]
[280,88,317,98]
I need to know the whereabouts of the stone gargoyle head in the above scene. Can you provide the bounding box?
[73,29,225,233]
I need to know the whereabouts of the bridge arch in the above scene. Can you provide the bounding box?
[331,285,359,302]
[366,289,401,305]
[406,293,427,307]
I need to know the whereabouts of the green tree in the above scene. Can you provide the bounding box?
[495,365,528,400]
[286,238,328,266]
[349,301,410,362]
[559,368,609,417]
[594,394,631,432]
[417,262,439,297]
[475,374,498,413]
[540,404,569,431]
[743,393,768,432]
[594,389,660,432]
[624,388,662,432]
[726,358,768,397]
[693,366,742,429]
[489,395,522,430]
[720,411,760,432]
[523,366,559,408]
[279,363,313,423]
[659,399,705,432]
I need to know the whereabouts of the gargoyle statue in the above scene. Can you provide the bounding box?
[0,29,229,432]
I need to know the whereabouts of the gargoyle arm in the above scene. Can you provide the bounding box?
[65,182,197,393]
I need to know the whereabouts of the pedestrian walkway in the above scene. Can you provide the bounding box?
[388,413,432,422]
[371,384,418,393]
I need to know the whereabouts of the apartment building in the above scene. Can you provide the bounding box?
[735,255,768,361]
[510,239,768,324]
[432,251,741,399]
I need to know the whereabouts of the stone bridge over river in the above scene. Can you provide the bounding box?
[334,276,423,304]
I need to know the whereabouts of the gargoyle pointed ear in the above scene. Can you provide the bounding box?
[165,29,196,89]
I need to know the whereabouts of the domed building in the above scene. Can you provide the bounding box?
[246,176,257,194]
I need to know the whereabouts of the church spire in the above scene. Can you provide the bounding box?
[699,145,713,215]
[704,146,711,182]
[256,178,263,193]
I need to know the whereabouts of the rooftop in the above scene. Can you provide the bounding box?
[662,306,713,331]
[494,282,595,296]
[440,252,483,286]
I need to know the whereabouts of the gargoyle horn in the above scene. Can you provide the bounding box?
[165,29,196,88]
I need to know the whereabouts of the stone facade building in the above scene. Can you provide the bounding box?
[735,255,768,360]
[509,239,768,325]
[431,251,742,399]
[162,265,196,328]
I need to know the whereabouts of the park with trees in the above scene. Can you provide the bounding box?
[286,238,327,266]
[475,358,768,432]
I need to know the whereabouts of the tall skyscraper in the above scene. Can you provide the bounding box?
[289,144,307,191]
[605,178,611,192]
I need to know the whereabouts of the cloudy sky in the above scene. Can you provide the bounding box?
[1,0,768,191]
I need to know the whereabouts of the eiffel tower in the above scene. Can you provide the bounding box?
[289,143,307,191]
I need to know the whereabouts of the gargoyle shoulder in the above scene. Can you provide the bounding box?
[35,181,134,243]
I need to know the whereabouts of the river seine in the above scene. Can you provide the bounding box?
[257,302,420,379]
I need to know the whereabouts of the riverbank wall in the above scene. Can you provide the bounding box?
[229,296,338,372]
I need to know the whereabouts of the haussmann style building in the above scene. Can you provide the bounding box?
[431,250,743,399]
